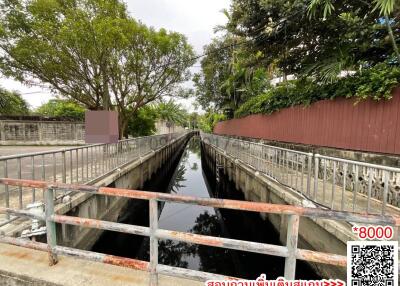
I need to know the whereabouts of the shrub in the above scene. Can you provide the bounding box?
[234,63,400,118]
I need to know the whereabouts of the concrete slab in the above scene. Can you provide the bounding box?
[0,243,203,286]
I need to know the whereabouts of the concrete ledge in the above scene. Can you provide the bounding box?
[2,135,190,238]
[202,142,351,279]
[0,243,202,286]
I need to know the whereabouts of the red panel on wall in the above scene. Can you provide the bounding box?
[213,91,400,155]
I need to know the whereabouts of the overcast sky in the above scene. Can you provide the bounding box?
[0,0,230,112]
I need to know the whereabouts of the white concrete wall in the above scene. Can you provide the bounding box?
[155,120,185,135]
[0,120,85,145]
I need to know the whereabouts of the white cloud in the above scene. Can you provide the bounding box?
[0,0,230,111]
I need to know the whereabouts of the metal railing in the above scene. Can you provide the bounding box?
[201,133,400,215]
[1,179,399,284]
[0,133,187,216]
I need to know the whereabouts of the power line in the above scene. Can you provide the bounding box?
[19,91,48,95]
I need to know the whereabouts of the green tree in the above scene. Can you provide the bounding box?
[226,0,397,81]
[0,0,195,137]
[0,87,29,115]
[194,36,269,113]
[198,111,226,133]
[155,100,187,132]
[0,0,128,110]
[308,0,400,63]
[110,24,195,137]
[125,106,157,137]
[187,112,199,129]
[35,99,85,120]
[193,37,235,111]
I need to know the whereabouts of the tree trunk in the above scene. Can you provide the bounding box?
[385,15,400,62]
[101,60,111,111]
[118,114,128,140]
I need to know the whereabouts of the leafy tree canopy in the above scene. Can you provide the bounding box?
[35,99,85,120]
[125,106,157,137]
[0,87,29,115]
[194,0,400,123]
[155,100,188,126]
[226,0,399,80]
[0,0,195,137]
[198,111,226,133]
[194,36,270,113]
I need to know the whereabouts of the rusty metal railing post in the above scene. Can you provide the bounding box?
[284,214,299,280]
[45,187,58,266]
[149,199,158,286]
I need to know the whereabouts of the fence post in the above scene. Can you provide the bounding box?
[62,150,66,183]
[3,160,9,219]
[382,170,389,215]
[45,187,58,266]
[149,199,158,286]
[17,158,22,209]
[313,154,319,200]
[306,153,313,197]
[31,156,35,202]
[284,214,300,280]
[0,121,3,142]
[139,138,142,158]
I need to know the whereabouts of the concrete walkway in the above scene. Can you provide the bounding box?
[0,243,203,286]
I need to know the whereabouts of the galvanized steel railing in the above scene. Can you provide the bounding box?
[0,133,187,216]
[0,179,399,284]
[201,133,400,216]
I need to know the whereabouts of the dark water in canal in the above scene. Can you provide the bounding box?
[92,136,320,280]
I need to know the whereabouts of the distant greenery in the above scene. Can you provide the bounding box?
[0,88,29,115]
[187,112,199,129]
[125,106,157,137]
[198,112,226,133]
[193,36,271,113]
[155,100,188,126]
[126,101,189,137]
[35,99,85,120]
[235,63,400,118]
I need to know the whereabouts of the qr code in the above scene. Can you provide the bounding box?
[347,241,398,286]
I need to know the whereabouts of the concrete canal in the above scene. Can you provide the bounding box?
[92,136,320,280]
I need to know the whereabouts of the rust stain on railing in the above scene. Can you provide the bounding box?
[103,255,149,271]
[1,178,399,226]
[164,230,225,248]
[0,178,399,284]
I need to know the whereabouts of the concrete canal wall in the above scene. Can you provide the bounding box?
[201,140,353,280]
[3,133,193,252]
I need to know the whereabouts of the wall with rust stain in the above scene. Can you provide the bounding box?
[214,90,400,155]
